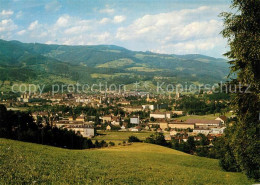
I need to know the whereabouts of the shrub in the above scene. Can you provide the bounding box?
[128,136,141,142]
[109,141,115,146]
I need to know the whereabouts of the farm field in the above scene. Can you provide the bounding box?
[175,112,233,121]
[93,130,156,144]
[0,138,253,184]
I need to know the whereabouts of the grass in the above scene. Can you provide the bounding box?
[0,138,252,184]
[90,73,132,79]
[126,66,162,72]
[176,114,219,121]
[176,112,233,121]
[97,58,133,68]
[6,107,29,112]
[93,130,154,144]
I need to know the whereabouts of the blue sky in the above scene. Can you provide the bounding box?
[0,0,231,58]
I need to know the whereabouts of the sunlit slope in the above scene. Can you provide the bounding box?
[0,139,252,184]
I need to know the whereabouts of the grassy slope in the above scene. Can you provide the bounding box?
[176,112,234,121]
[94,131,154,144]
[0,139,252,185]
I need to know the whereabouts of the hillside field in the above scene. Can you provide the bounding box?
[0,139,253,184]
[93,130,156,144]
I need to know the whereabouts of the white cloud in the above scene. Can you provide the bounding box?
[64,25,90,35]
[16,11,23,19]
[116,6,224,54]
[99,5,114,14]
[45,0,62,12]
[99,16,126,24]
[28,20,39,30]
[17,29,26,35]
[0,5,226,57]
[56,15,70,27]
[0,10,14,17]
[45,40,55,44]
[113,16,126,23]
[156,37,225,55]
[0,19,18,32]
[99,18,110,24]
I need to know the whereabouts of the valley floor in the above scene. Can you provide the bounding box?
[0,139,253,185]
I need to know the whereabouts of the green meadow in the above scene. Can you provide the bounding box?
[0,138,252,184]
[93,130,155,144]
[175,112,234,121]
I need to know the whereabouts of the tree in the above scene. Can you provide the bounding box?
[128,136,141,142]
[145,132,167,146]
[220,0,260,180]
[187,136,196,154]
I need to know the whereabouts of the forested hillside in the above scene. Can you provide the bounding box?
[0,39,229,92]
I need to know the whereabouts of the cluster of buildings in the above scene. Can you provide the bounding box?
[1,91,229,140]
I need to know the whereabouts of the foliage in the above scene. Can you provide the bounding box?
[128,135,141,142]
[220,0,260,180]
[176,95,228,115]
[0,39,230,91]
[145,132,168,146]
[0,105,94,149]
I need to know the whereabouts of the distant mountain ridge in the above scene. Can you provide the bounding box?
[0,39,229,91]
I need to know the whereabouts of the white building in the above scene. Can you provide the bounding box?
[193,128,210,135]
[187,119,221,128]
[130,117,140,124]
[142,104,155,111]
[172,111,184,115]
[67,125,95,138]
[150,112,166,119]
[211,127,226,134]
[166,112,172,119]
[111,120,120,126]
[215,116,227,125]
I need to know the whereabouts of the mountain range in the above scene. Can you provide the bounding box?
[0,39,229,92]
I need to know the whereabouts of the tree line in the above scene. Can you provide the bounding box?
[0,104,99,149]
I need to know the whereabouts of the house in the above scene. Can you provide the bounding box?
[76,116,85,122]
[119,125,127,131]
[144,126,150,130]
[142,104,155,111]
[172,110,184,115]
[125,106,143,112]
[150,112,166,119]
[174,135,188,142]
[118,101,131,105]
[160,122,169,130]
[106,125,111,130]
[170,130,177,136]
[101,115,112,123]
[146,94,157,103]
[68,116,74,121]
[67,125,95,138]
[129,126,141,132]
[211,127,226,134]
[164,134,171,141]
[166,112,172,119]
[186,119,221,128]
[193,128,211,135]
[111,120,120,126]
[215,116,227,124]
[31,112,48,120]
[168,122,195,129]
[130,117,140,125]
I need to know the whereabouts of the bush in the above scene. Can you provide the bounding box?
[128,136,141,142]
[109,141,115,146]
[145,133,167,146]
[0,105,94,150]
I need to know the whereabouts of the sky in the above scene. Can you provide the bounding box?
[0,0,232,58]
